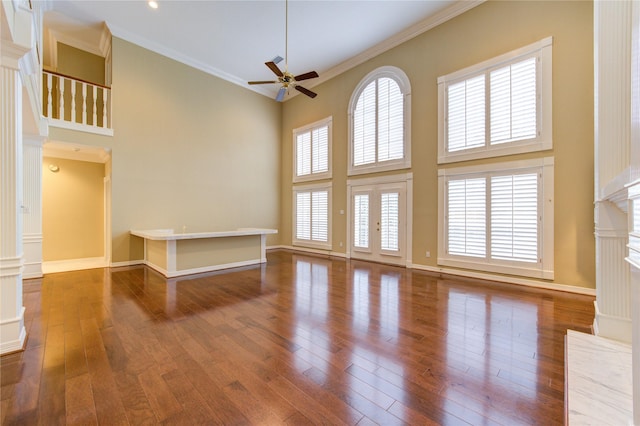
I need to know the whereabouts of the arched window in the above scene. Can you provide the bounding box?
[348,66,411,175]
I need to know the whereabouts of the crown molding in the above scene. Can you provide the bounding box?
[47,22,111,58]
[306,0,485,94]
[106,0,483,101]
[106,21,275,99]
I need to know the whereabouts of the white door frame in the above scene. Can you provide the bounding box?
[347,172,413,267]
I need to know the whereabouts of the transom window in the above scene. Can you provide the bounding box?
[293,117,332,182]
[348,66,411,175]
[438,37,552,164]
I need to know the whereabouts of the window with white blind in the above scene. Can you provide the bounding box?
[438,37,552,164]
[437,157,554,279]
[293,183,332,250]
[293,117,332,182]
[348,66,411,175]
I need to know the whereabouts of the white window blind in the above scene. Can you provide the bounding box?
[447,178,486,257]
[312,126,329,173]
[353,82,377,166]
[294,187,331,248]
[296,192,311,240]
[353,194,369,248]
[437,37,552,164]
[377,78,404,162]
[296,132,311,176]
[351,69,408,173]
[490,173,538,262]
[380,192,399,251]
[444,170,542,267]
[490,57,537,145]
[311,191,328,242]
[447,75,485,152]
[294,118,331,181]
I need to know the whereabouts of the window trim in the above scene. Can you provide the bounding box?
[348,66,412,176]
[292,182,332,250]
[437,157,554,279]
[293,116,333,183]
[437,37,553,164]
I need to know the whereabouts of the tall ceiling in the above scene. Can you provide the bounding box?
[44,0,481,101]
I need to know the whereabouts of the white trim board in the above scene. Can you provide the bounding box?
[141,258,264,279]
[43,257,108,274]
[268,247,595,296]
[106,1,484,101]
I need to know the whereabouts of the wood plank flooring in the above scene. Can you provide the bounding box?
[1,250,595,425]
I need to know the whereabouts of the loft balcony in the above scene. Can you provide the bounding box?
[43,70,113,136]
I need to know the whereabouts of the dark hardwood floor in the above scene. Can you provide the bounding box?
[1,250,595,425]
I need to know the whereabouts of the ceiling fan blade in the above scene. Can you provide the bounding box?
[295,85,317,99]
[266,61,284,77]
[294,71,319,81]
[272,56,284,64]
[276,87,287,102]
[248,80,278,85]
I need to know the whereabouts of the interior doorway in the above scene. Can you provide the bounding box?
[42,141,111,273]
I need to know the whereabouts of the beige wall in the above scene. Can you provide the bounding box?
[281,1,595,288]
[50,37,283,264]
[56,42,106,85]
[45,1,595,288]
[42,156,105,261]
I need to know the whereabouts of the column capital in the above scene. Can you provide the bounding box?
[1,0,35,69]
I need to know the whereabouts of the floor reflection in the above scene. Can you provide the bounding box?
[5,251,595,425]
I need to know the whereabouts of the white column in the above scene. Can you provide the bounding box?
[0,56,27,354]
[594,0,633,343]
[22,138,43,279]
[0,0,38,355]
[628,1,640,423]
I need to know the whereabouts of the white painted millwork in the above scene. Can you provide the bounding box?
[630,2,640,422]
[568,1,640,423]
[22,139,43,279]
[43,71,113,136]
[593,0,633,345]
[1,1,30,355]
[131,228,278,278]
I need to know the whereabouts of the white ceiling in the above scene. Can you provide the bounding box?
[44,0,481,101]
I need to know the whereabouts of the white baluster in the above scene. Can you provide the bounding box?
[46,73,52,118]
[59,76,65,121]
[102,87,108,128]
[92,86,97,126]
[82,83,87,125]
[70,80,76,123]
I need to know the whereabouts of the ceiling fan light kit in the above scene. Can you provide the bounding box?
[248,0,319,101]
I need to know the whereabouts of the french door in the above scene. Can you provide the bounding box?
[350,182,406,265]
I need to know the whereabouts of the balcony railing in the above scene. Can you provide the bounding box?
[43,71,113,136]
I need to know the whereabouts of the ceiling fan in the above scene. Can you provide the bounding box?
[248,0,319,102]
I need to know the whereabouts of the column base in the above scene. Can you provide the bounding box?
[0,307,26,355]
[593,300,632,343]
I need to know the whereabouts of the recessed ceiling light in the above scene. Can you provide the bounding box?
[148,1,158,9]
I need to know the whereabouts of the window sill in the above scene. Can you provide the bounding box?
[438,256,554,280]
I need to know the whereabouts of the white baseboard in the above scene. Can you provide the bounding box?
[268,245,347,259]
[412,263,596,296]
[593,300,632,343]
[110,260,144,268]
[22,261,43,279]
[268,246,596,296]
[43,257,109,274]
[144,258,265,278]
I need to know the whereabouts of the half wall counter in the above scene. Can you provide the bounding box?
[130,228,278,278]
